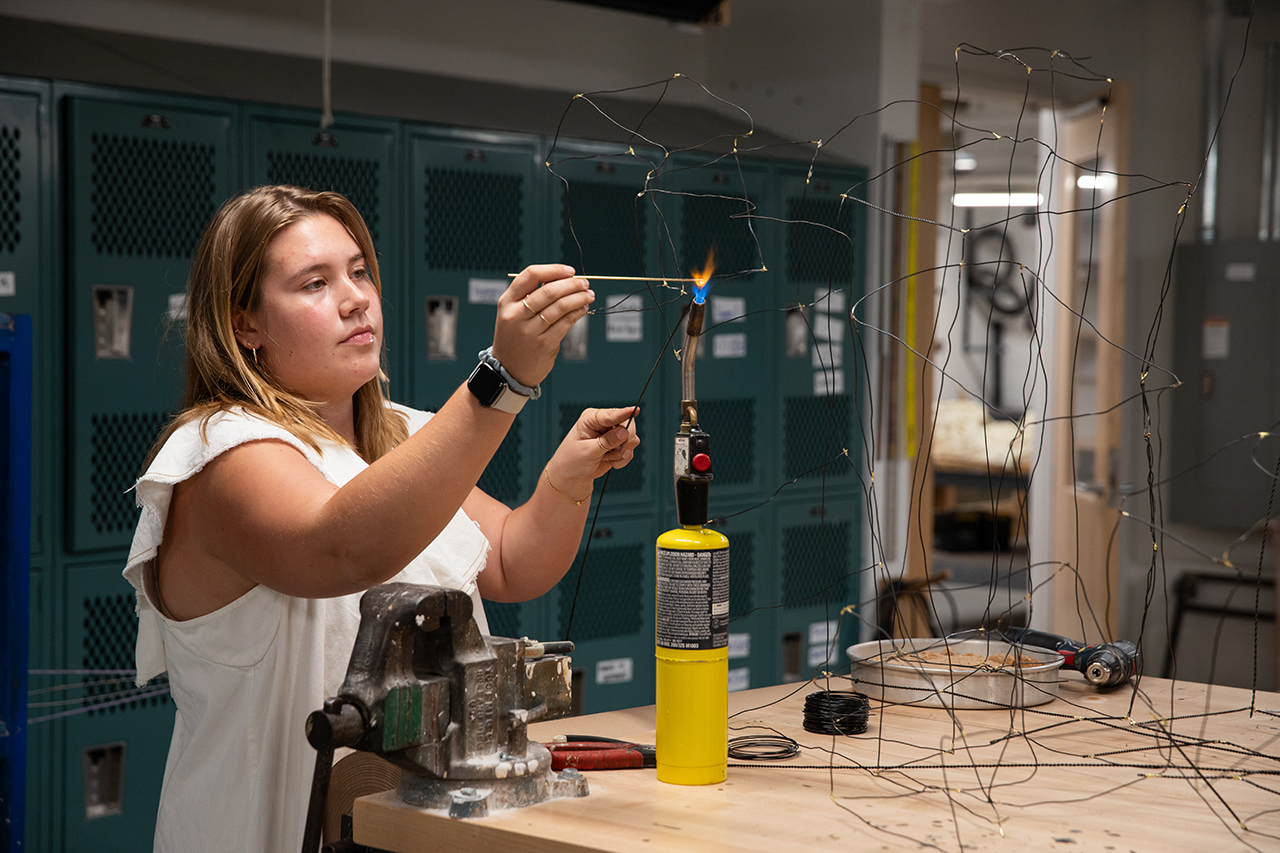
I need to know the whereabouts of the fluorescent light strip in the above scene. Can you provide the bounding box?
[952,192,1043,208]
[1077,174,1118,191]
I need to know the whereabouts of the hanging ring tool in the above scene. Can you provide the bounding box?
[545,735,657,771]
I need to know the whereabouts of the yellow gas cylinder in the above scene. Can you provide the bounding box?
[655,525,729,785]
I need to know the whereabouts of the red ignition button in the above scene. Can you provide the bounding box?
[691,452,712,472]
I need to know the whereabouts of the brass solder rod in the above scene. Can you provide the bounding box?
[507,273,701,282]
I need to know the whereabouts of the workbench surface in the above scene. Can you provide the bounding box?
[355,676,1280,852]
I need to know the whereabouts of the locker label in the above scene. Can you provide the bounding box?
[0,271,14,297]
[814,369,844,396]
[595,657,633,685]
[808,620,837,646]
[816,287,847,314]
[605,293,642,342]
[1202,317,1229,360]
[808,641,838,668]
[711,295,745,323]
[812,341,842,369]
[712,333,746,358]
[467,278,506,305]
[728,632,751,659]
[727,667,750,692]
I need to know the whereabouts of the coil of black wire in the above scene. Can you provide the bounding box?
[803,690,871,735]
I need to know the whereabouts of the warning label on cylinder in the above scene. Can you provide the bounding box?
[656,547,729,650]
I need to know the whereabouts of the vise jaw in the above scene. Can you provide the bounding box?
[304,583,586,834]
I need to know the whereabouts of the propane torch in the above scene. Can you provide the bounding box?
[655,253,730,786]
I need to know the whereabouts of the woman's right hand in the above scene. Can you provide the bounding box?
[492,265,594,389]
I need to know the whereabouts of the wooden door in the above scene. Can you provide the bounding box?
[1047,85,1130,643]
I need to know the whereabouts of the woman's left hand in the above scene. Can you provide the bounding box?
[543,407,641,503]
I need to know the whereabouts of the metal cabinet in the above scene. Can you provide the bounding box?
[773,163,868,501]
[543,140,667,517]
[63,92,237,553]
[1171,242,1280,529]
[404,127,547,506]
[655,156,778,510]
[552,515,657,714]
[242,107,404,391]
[59,561,173,853]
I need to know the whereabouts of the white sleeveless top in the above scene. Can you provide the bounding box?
[122,404,490,852]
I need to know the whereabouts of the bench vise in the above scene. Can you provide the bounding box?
[302,583,586,850]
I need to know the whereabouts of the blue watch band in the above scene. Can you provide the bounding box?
[477,347,541,400]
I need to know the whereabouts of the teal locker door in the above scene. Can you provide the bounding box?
[660,158,776,507]
[775,164,868,498]
[772,495,862,683]
[65,95,236,552]
[552,515,655,714]
[405,128,545,508]
[243,109,403,392]
[544,143,666,516]
[704,502,775,693]
[0,82,51,560]
[0,87,44,321]
[61,561,174,852]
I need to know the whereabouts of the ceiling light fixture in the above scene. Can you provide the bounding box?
[952,193,1043,208]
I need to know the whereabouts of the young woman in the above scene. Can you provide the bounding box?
[123,185,638,852]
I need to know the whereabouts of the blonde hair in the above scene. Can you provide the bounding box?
[145,185,408,468]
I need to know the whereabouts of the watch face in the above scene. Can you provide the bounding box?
[468,361,506,407]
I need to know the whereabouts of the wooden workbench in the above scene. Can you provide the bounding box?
[355,676,1280,852]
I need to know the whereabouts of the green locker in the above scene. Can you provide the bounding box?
[241,108,404,393]
[60,561,174,852]
[24,561,52,853]
[405,127,549,639]
[772,494,862,682]
[659,157,777,507]
[0,80,53,561]
[773,163,869,499]
[543,141,667,517]
[552,515,655,714]
[64,92,238,553]
[704,500,775,693]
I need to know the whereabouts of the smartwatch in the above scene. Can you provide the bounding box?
[467,361,529,414]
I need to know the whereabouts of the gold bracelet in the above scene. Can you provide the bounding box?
[544,465,591,506]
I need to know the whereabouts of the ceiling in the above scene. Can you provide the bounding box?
[554,0,726,23]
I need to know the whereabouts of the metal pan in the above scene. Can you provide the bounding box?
[846,637,1063,709]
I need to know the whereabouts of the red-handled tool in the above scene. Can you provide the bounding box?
[545,736,657,771]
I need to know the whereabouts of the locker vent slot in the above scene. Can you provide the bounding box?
[423,168,523,271]
[557,543,645,641]
[265,151,381,242]
[680,194,759,277]
[90,412,169,534]
[560,403,645,495]
[783,394,853,480]
[786,196,856,284]
[728,531,754,620]
[89,134,217,257]
[698,398,754,485]
[782,521,851,609]
[82,593,169,715]
[477,416,522,503]
[0,125,21,253]
[560,180,646,276]
[485,602,521,640]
